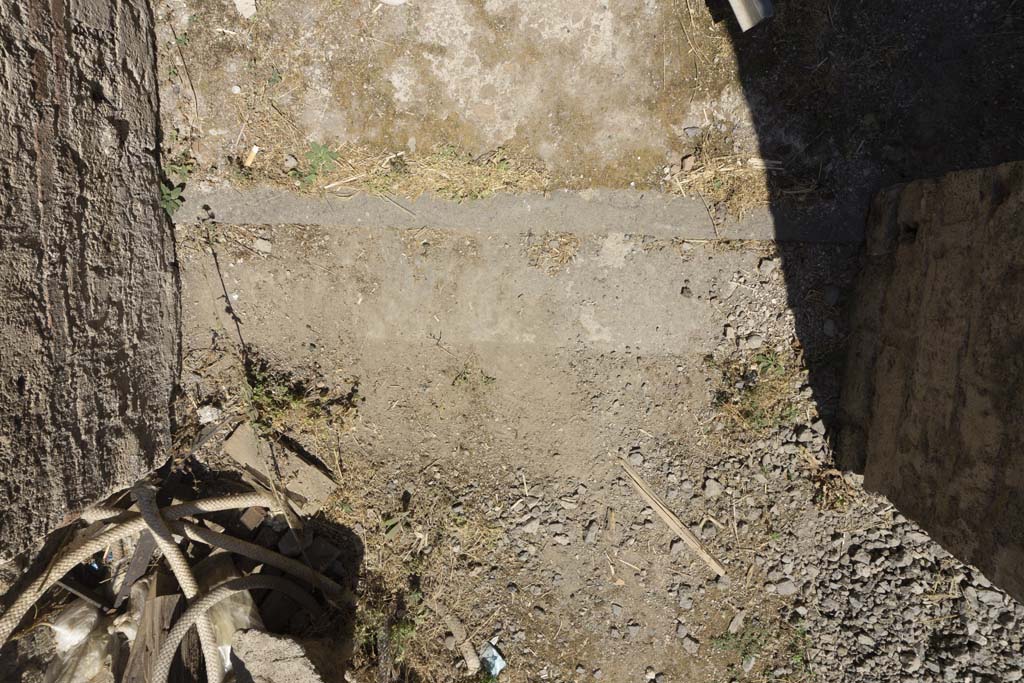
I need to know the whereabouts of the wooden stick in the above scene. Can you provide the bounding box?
[619,458,727,577]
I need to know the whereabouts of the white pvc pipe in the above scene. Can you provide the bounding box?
[728,0,774,31]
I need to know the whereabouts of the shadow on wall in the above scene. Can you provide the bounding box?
[712,0,1024,435]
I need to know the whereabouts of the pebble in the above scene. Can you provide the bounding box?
[282,154,298,171]
[681,636,700,654]
[758,258,778,277]
[703,479,724,498]
[520,517,541,534]
[775,579,798,596]
[742,333,765,350]
[728,611,746,634]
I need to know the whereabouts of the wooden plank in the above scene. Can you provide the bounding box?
[122,571,200,683]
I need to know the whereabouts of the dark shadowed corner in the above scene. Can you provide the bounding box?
[717,0,1024,599]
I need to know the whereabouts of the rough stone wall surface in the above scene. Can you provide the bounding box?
[840,161,1024,602]
[0,1,178,559]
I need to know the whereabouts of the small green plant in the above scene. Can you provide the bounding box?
[246,363,312,428]
[160,182,184,217]
[175,32,190,47]
[388,619,417,662]
[713,350,801,434]
[298,142,339,185]
[164,154,195,183]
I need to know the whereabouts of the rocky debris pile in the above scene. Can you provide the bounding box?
[703,250,1024,682]
[786,503,1024,683]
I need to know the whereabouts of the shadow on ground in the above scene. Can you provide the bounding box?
[715,0,1024,435]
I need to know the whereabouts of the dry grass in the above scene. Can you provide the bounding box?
[207,87,550,201]
[323,457,506,682]
[525,232,581,274]
[665,125,772,220]
[712,351,801,436]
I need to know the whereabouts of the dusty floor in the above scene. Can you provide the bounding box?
[177,222,854,682]
[154,1,1024,682]
[155,0,774,216]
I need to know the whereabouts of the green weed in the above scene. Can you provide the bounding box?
[160,182,184,217]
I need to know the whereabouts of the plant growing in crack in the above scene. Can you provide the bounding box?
[159,182,184,217]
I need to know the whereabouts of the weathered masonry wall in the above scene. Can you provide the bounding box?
[0,1,179,559]
[840,162,1024,602]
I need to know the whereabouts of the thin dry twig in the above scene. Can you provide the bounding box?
[619,458,727,576]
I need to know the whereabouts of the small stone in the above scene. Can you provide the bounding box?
[520,517,541,534]
[775,579,798,596]
[681,635,700,654]
[230,85,242,95]
[282,154,298,172]
[277,530,310,557]
[627,622,641,638]
[628,451,644,466]
[742,655,756,673]
[703,479,724,498]
[758,258,778,277]
[645,667,656,681]
[584,520,599,544]
[675,622,688,638]
[611,603,623,617]
[593,669,604,680]
[728,611,746,634]
[977,589,1004,607]
[444,634,456,650]
[743,333,764,350]
[682,155,696,172]
[233,0,257,18]
[196,405,222,425]
[723,324,736,340]
[253,238,272,254]
[684,126,702,138]
[553,533,571,545]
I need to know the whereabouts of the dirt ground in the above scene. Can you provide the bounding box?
[174,217,860,682]
[155,0,773,217]
[152,1,1024,682]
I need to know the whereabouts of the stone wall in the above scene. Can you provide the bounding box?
[0,1,178,559]
[840,162,1024,601]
